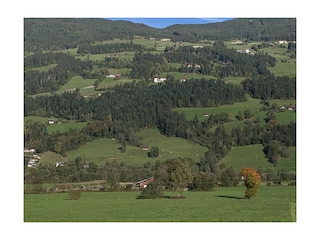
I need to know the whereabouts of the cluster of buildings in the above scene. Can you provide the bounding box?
[24,148,41,168]
[236,49,253,54]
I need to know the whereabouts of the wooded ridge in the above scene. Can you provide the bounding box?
[24,18,296,51]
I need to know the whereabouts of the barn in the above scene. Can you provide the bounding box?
[134,177,154,189]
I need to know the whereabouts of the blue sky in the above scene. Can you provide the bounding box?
[107,18,233,29]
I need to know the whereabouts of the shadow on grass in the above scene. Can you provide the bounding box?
[214,195,247,200]
[136,195,186,200]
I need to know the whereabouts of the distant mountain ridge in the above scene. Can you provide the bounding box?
[106,18,233,29]
[165,18,295,41]
[24,18,296,51]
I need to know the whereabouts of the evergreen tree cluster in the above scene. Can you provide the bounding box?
[25,79,246,125]
[243,75,296,99]
[24,18,155,51]
[24,53,93,94]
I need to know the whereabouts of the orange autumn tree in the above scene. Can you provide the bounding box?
[240,168,261,199]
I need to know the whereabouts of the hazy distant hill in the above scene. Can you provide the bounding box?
[24,18,158,51]
[164,18,296,42]
[24,18,296,51]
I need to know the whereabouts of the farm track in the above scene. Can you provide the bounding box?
[62,85,94,92]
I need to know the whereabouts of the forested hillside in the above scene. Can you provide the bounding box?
[24,18,157,51]
[24,18,296,51]
[165,18,296,42]
[24,18,296,189]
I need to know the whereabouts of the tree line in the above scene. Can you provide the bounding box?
[243,75,296,99]
[25,152,295,194]
[77,42,145,54]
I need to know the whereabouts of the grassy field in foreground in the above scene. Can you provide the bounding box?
[24,186,296,222]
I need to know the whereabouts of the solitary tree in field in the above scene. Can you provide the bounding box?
[139,181,163,199]
[240,168,261,199]
[166,157,193,197]
[148,146,159,158]
[139,161,165,199]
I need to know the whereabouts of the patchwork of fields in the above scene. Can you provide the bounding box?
[24,91,296,169]
[24,37,297,223]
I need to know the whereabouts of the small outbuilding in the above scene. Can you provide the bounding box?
[134,177,154,189]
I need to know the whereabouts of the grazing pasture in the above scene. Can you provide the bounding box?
[219,144,296,172]
[173,94,296,125]
[58,76,96,92]
[173,94,264,121]
[96,77,132,89]
[24,116,87,134]
[31,63,57,72]
[24,186,296,222]
[38,151,67,166]
[66,128,208,166]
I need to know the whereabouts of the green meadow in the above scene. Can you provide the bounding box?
[161,71,216,80]
[31,63,57,72]
[57,48,78,56]
[96,77,132,89]
[24,185,296,222]
[219,144,296,172]
[108,67,132,75]
[24,116,87,134]
[173,95,296,125]
[58,76,96,92]
[173,94,264,121]
[38,151,67,165]
[223,41,296,77]
[66,128,208,166]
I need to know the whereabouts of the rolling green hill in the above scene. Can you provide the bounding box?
[66,128,208,166]
[219,144,296,172]
[24,116,87,134]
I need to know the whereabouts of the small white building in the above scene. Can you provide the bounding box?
[160,38,171,42]
[55,162,65,167]
[48,119,56,124]
[24,148,35,153]
[278,40,288,44]
[153,78,166,83]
